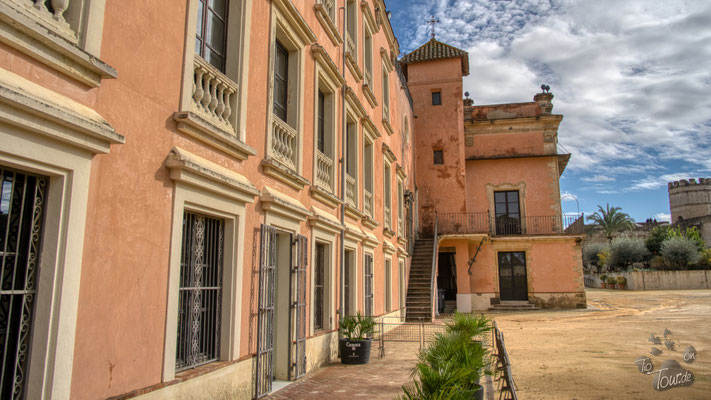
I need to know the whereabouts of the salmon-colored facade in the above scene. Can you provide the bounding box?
[0,1,583,399]
[401,38,586,315]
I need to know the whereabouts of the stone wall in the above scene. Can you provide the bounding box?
[585,271,711,290]
[668,178,711,222]
[668,178,711,246]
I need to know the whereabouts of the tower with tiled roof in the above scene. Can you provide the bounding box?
[400,38,470,233]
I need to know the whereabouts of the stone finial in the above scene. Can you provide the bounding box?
[463,91,474,106]
[534,90,554,114]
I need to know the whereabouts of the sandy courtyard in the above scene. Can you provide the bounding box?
[492,289,711,400]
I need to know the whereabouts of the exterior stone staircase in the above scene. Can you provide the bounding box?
[488,301,540,312]
[406,237,435,321]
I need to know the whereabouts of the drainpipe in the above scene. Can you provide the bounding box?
[339,1,347,341]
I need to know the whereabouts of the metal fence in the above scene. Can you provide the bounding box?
[375,316,493,357]
[492,321,518,400]
[437,212,585,236]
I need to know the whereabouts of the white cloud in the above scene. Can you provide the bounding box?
[628,172,706,191]
[582,175,616,183]
[394,0,711,176]
[654,212,672,222]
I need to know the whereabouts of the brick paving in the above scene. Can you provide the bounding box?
[266,341,420,400]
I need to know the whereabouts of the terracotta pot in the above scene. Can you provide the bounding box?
[601,283,607,288]
[617,283,626,290]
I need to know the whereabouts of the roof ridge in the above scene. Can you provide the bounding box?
[399,38,469,76]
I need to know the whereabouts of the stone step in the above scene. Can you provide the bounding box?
[488,302,540,312]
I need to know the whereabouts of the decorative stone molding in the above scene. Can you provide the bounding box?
[362,213,379,229]
[261,158,310,190]
[361,1,379,33]
[345,204,365,220]
[0,1,116,87]
[345,86,367,118]
[260,185,311,222]
[383,227,395,238]
[308,206,344,235]
[314,0,341,46]
[311,44,346,86]
[362,76,378,108]
[383,239,396,255]
[380,47,394,72]
[381,115,394,135]
[174,111,256,161]
[0,68,123,154]
[310,185,342,209]
[165,147,259,204]
[382,143,397,163]
[344,221,366,241]
[362,229,380,248]
[362,115,381,140]
[272,0,317,45]
[345,36,363,82]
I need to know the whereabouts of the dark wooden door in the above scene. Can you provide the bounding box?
[498,252,528,301]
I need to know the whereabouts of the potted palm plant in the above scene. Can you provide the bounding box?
[616,276,627,290]
[339,312,376,365]
[599,274,608,288]
[606,276,617,289]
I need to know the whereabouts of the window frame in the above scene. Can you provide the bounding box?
[195,0,230,73]
[433,149,444,165]
[363,252,374,317]
[385,257,392,313]
[432,91,442,106]
[383,160,392,229]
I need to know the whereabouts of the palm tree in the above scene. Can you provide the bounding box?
[586,203,634,242]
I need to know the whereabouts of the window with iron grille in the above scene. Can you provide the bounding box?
[364,253,373,316]
[314,243,326,331]
[0,167,48,399]
[176,211,224,371]
[195,0,229,72]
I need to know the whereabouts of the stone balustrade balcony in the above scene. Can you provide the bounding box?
[346,174,357,208]
[270,115,297,171]
[316,150,333,192]
[192,55,238,135]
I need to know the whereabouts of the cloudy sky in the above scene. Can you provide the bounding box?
[387,0,711,222]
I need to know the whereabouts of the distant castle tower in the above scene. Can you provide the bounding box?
[668,178,711,246]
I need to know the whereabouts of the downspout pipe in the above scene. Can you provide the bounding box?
[339,2,347,340]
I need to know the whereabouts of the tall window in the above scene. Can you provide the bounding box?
[432,91,442,105]
[273,40,289,122]
[176,211,224,371]
[363,140,374,217]
[364,254,373,316]
[397,179,404,234]
[384,162,391,229]
[314,243,326,331]
[0,168,48,399]
[382,67,390,120]
[345,119,358,207]
[317,91,325,153]
[364,25,373,85]
[495,191,521,235]
[385,259,392,312]
[346,0,357,60]
[195,0,229,72]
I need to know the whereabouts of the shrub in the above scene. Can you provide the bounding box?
[598,250,611,270]
[608,237,649,270]
[616,276,626,284]
[650,255,666,270]
[606,276,617,285]
[583,243,608,272]
[661,237,701,270]
[647,226,705,255]
[401,313,489,400]
[646,226,671,255]
[599,273,608,282]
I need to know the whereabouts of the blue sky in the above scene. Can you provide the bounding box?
[386,0,711,222]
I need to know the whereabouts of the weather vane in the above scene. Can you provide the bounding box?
[426,16,439,39]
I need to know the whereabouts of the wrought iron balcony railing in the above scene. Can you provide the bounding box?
[437,212,584,236]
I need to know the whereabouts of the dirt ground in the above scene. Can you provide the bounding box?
[492,289,711,400]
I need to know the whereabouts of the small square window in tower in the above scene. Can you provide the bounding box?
[432,91,442,105]
[433,150,444,165]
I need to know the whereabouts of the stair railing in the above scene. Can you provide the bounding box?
[429,211,438,320]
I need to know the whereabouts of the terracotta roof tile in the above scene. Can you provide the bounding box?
[400,38,469,76]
